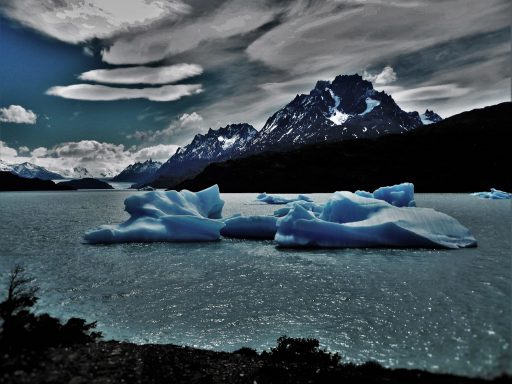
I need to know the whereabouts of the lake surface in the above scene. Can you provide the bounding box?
[0,191,510,378]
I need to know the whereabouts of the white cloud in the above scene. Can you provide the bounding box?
[385,83,471,102]
[0,105,37,124]
[101,1,279,64]
[46,83,202,102]
[132,144,179,162]
[179,112,203,125]
[78,63,203,85]
[363,66,397,85]
[18,146,30,155]
[0,139,178,177]
[0,141,18,160]
[82,47,94,57]
[128,112,204,145]
[30,147,48,157]
[0,0,190,44]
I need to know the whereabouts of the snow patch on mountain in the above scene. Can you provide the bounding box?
[359,98,381,116]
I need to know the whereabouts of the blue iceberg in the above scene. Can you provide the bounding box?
[256,192,313,205]
[470,188,511,200]
[273,201,324,218]
[84,182,476,249]
[83,185,226,243]
[275,192,476,249]
[355,182,415,207]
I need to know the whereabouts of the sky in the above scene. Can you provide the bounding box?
[0,0,510,176]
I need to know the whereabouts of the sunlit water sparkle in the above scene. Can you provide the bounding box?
[0,191,510,378]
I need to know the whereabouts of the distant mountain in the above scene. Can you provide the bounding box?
[71,166,93,179]
[247,74,433,153]
[150,123,257,187]
[112,159,162,183]
[0,160,64,180]
[0,171,75,191]
[172,103,511,193]
[420,109,443,125]
[58,178,113,189]
[148,74,442,187]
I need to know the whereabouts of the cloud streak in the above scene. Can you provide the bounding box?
[0,105,37,124]
[128,112,204,145]
[46,84,202,102]
[0,0,190,44]
[78,64,203,85]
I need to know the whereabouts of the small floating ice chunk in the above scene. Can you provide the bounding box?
[256,192,313,205]
[273,201,324,217]
[221,215,278,239]
[355,183,415,207]
[275,192,476,249]
[373,183,415,207]
[470,188,511,199]
[84,185,225,243]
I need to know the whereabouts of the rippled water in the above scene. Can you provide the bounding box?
[0,191,510,378]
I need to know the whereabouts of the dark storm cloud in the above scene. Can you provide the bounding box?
[1,0,510,143]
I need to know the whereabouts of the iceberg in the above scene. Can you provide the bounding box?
[83,185,225,243]
[84,182,477,249]
[355,182,415,207]
[275,192,476,249]
[273,201,324,218]
[221,215,278,239]
[470,188,511,200]
[256,192,313,205]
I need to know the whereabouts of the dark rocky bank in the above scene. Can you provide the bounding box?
[57,178,114,189]
[0,172,75,191]
[2,339,510,384]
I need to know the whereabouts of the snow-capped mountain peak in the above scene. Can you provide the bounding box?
[247,73,436,153]
[112,159,162,183]
[0,160,65,180]
[420,109,443,125]
[150,123,257,185]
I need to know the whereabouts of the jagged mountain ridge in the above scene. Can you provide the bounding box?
[148,73,442,187]
[0,160,64,180]
[172,103,510,192]
[247,74,426,153]
[112,159,162,183]
[151,123,257,186]
[420,109,443,125]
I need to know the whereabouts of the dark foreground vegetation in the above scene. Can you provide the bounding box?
[0,267,509,384]
[0,172,75,191]
[171,103,511,193]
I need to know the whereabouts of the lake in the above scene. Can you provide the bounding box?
[0,191,510,378]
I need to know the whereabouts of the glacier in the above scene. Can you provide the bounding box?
[83,185,225,244]
[84,183,476,249]
[471,188,511,200]
[275,192,476,249]
[256,192,313,205]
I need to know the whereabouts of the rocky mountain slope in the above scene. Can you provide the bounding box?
[172,103,510,192]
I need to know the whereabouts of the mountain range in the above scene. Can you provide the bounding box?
[172,102,510,192]
[141,73,442,188]
[112,159,162,183]
[0,160,64,180]
[145,123,257,187]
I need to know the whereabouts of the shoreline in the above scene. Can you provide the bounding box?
[1,339,509,384]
